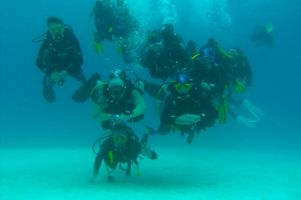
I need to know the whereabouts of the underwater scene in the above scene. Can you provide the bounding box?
[0,0,301,199]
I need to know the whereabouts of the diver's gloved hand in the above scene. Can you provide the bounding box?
[175,114,201,126]
[242,100,264,120]
[200,81,215,91]
[236,116,258,128]
[59,70,68,78]
[119,114,131,121]
[109,114,124,127]
[50,70,68,83]
[50,72,61,82]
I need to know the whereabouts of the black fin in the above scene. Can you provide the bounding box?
[72,73,101,103]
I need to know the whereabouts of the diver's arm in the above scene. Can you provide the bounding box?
[91,86,114,123]
[92,102,113,123]
[126,161,131,176]
[130,89,146,119]
[72,35,83,68]
[36,42,52,75]
[67,30,83,72]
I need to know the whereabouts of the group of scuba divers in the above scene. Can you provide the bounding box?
[33,0,267,182]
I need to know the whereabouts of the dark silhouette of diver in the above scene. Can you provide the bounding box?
[250,24,274,48]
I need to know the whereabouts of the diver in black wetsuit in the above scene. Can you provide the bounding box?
[140,24,190,80]
[90,122,157,182]
[35,17,86,102]
[250,24,274,48]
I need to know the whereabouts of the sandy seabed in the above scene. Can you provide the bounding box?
[1,146,300,200]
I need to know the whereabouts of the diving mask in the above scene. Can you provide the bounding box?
[48,23,65,41]
[174,83,192,93]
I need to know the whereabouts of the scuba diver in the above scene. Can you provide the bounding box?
[90,120,157,182]
[226,47,253,88]
[34,17,86,103]
[214,47,264,127]
[92,0,115,53]
[93,0,115,40]
[189,38,232,104]
[156,73,217,144]
[91,0,139,63]
[74,68,145,129]
[250,24,274,48]
[140,24,190,80]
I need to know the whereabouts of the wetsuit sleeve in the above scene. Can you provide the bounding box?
[127,136,142,161]
[92,101,113,124]
[67,31,83,74]
[36,41,51,75]
[160,96,176,124]
[245,62,253,87]
[130,89,146,119]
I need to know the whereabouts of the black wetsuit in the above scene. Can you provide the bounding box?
[158,84,217,137]
[251,25,274,48]
[94,0,115,41]
[91,83,144,129]
[93,126,157,177]
[140,30,189,80]
[36,28,85,81]
[36,28,86,102]
[227,49,253,87]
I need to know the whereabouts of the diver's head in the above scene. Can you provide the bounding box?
[111,128,128,146]
[148,30,161,43]
[108,77,126,100]
[174,73,193,94]
[109,68,123,79]
[160,24,175,40]
[149,41,164,55]
[47,17,65,42]
[198,47,216,69]
[228,47,242,58]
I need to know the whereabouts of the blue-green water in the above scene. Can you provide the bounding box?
[1,0,300,149]
[0,1,301,199]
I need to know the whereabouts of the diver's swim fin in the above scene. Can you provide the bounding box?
[144,126,156,136]
[43,86,56,103]
[93,41,104,54]
[141,126,155,144]
[72,73,101,103]
[218,99,228,124]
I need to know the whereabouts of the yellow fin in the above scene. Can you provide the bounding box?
[191,53,201,61]
[217,99,228,124]
[93,41,104,54]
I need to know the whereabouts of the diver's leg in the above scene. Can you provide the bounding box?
[126,162,132,176]
[140,133,149,144]
[186,131,195,144]
[42,76,56,103]
[228,97,244,106]
[90,154,103,183]
[242,99,264,120]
